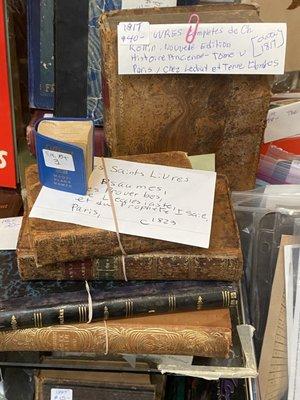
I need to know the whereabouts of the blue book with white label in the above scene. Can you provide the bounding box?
[35,118,94,195]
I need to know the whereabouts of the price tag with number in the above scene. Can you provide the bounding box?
[51,388,73,400]
[118,22,150,45]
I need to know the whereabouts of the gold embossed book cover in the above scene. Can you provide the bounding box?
[0,309,232,357]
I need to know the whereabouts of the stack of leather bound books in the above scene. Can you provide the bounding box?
[0,150,243,358]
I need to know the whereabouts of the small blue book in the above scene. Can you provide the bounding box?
[35,118,94,195]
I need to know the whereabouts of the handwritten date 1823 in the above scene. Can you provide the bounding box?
[140,217,176,226]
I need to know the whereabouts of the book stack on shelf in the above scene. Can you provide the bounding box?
[0,149,241,358]
[0,0,286,399]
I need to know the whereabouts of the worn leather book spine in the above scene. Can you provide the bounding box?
[54,0,88,118]
[100,4,271,191]
[0,286,238,331]
[17,214,242,282]
[18,250,242,281]
[0,188,22,218]
[35,371,156,400]
[36,380,156,400]
[0,310,232,357]
[26,152,194,265]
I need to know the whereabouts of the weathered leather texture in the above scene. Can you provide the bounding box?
[100,4,271,191]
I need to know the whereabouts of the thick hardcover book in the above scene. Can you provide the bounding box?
[18,203,242,281]
[35,368,160,400]
[0,309,232,357]
[0,188,22,218]
[26,151,191,265]
[0,277,237,331]
[26,152,242,267]
[0,249,237,331]
[100,4,271,191]
[35,368,156,400]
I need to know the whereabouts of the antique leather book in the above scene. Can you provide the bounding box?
[0,188,22,218]
[0,249,237,330]
[26,152,242,267]
[0,277,237,331]
[0,309,232,357]
[26,110,108,157]
[100,4,271,191]
[26,151,191,265]
[35,367,157,400]
[18,205,242,281]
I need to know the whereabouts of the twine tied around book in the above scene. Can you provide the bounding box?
[101,157,128,282]
[85,280,109,355]
[85,280,93,323]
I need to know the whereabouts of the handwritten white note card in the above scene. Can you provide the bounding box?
[264,101,300,143]
[30,158,217,248]
[0,217,23,250]
[118,22,287,75]
[122,0,177,9]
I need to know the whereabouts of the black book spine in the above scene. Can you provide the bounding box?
[54,0,88,118]
[0,288,238,331]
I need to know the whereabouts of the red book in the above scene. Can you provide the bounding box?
[0,0,17,188]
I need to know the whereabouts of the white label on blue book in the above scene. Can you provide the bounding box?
[117,22,287,75]
[51,388,73,400]
[43,149,75,171]
[122,0,177,9]
[30,158,217,248]
[0,217,23,250]
[118,22,150,45]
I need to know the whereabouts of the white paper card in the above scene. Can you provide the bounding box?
[118,22,287,75]
[51,388,73,400]
[0,217,23,250]
[286,161,300,184]
[44,113,54,118]
[118,22,150,45]
[43,149,75,171]
[30,158,216,248]
[122,0,176,9]
[264,184,300,209]
[264,101,300,143]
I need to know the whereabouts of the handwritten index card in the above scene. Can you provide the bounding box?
[30,158,217,248]
[118,23,287,75]
[122,0,177,9]
[0,217,23,250]
[264,101,300,143]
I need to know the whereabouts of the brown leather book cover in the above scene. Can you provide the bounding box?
[18,171,242,280]
[26,151,192,266]
[0,188,22,218]
[100,4,270,191]
[35,368,156,400]
[0,309,231,357]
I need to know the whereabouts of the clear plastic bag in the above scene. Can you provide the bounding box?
[232,186,300,360]
[257,144,300,185]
